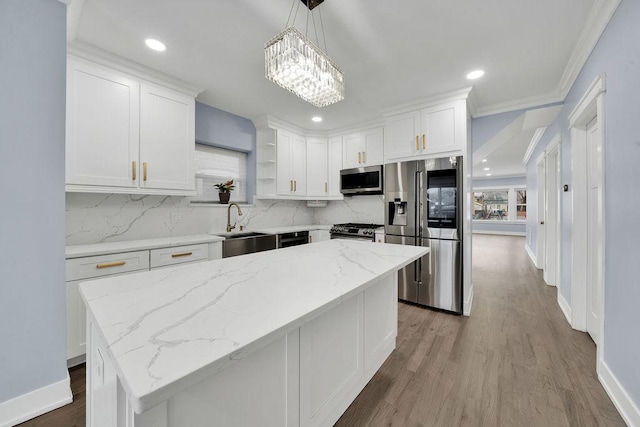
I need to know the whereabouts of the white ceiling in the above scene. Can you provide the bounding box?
[71,0,601,134]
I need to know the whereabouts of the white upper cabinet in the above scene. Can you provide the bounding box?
[139,84,195,191]
[306,138,329,197]
[276,129,306,196]
[384,100,465,161]
[328,137,343,197]
[66,55,197,195]
[342,127,384,169]
[66,58,140,189]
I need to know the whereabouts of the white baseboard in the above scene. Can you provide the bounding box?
[557,290,572,326]
[598,359,640,427]
[463,283,474,316]
[524,243,538,268]
[472,230,526,236]
[0,373,72,427]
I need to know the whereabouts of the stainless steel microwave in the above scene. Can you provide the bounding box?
[340,165,383,195]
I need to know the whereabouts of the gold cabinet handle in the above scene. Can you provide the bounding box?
[422,134,426,150]
[143,162,148,181]
[362,151,366,163]
[290,180,293,192]
[294,180,297,192]
[358,152,361,164]
[132,161,137,181]
[171,251,193,258]
[325,182,328,193]
[415,135,419,150]
[96,261,126,269]
[309,235,313,243]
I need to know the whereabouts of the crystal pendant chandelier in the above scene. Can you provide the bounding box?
[265,0,344,108]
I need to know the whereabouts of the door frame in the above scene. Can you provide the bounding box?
[568,75,606,364]
[536,156,546,270]
[543,136,561,287]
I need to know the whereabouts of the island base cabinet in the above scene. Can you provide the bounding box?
[86,273,397,427]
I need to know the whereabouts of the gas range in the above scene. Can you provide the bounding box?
[329,223,383,241]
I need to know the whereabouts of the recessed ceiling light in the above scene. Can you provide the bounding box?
[484,167,490,171]
[486,173,492,176]
[467,70,485,80]
[311,116,322,123]
[482,159,488,163]
[145,39,166,52]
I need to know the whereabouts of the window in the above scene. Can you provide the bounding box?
[193,144,248,203]
[473,187,526,221]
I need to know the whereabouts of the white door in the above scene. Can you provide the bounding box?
[586,117,604,344]
[276,129,293,195]
[384,110,421,159]
[536,158,546,270]
[362,127,384,165]
[66,58,140,188]
[544,146,559,286]
[291,133,307,195]
[139,84,195,191]
[306,138,328,197]
[328,137,343,196]
[342,133,363,169]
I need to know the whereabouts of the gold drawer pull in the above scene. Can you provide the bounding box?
[143,162,148,181]
[96,261,126,269]
[422,134,426,149]
[362,151,366,163]
[358,152,361,164]
[415,135,419,150]
[132,161,137,180]
[325,182,328,193]
[171,251,193,258]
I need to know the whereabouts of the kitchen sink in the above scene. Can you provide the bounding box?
[216,232,277,258]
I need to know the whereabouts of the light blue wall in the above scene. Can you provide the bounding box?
[195,102,256,199]
[526,0,640,406]
[0,0,67,403]
[471,108,524,151]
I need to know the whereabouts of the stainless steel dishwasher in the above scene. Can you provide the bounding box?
[277,231,309,248]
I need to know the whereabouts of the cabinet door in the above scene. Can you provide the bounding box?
[328,137,343,196]
[140,84,195,191]
[291,133,307,195]
[66,58,140,188]
[66,279,86,362]
[384,110,421,160]
[362,127,384,165]
[342,133,363,169]
[421,104,457,155]
[276,129,293,195]
[306,138,329,197]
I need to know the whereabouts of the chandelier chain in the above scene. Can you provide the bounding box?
[319,7,328,53]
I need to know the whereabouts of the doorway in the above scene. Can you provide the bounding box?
[568,74,606,356]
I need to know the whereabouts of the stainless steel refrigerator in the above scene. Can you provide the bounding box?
[384,157,463,314]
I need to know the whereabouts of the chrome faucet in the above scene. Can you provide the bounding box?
[226,202,243,232]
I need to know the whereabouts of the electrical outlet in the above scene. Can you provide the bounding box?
[170,213,182,223]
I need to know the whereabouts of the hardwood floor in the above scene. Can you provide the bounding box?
[335,235,624,426]
[19,235,623,426]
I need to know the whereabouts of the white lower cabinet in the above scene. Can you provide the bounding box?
[309,229,330,243]
[87,272,397,426]
[66,242,221,365]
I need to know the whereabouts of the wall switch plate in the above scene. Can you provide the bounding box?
[170,213,182,223]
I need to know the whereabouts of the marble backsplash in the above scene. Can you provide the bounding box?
[65,193,385,246]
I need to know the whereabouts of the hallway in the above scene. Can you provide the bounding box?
[336,235,624,426]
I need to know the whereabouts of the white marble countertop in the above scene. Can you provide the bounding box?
[250,224,332,234]
[65,234,225,259]
[80,240,428,414]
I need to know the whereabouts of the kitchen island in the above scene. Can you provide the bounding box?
[80,239,428,427]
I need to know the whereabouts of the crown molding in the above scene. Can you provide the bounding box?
[62,0,83,42]
[473,90,565,118]
[380,86,472,117]
[68,40,203,97]
[558,0,621,99]
[522,127,547,165]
